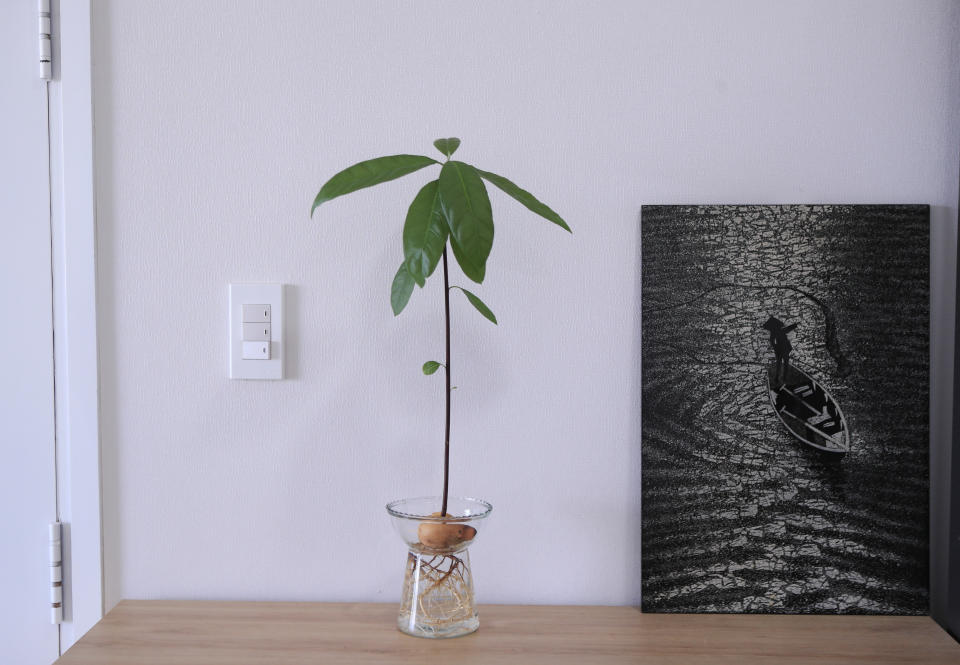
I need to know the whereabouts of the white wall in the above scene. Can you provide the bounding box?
[92,0,960,612]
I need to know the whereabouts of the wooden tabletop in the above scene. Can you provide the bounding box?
[56,600,960,664]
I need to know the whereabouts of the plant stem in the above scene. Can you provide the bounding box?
[441,246,451,517]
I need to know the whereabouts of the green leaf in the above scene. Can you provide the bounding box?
[311,154,439,215]
[454,287,497,324]
[391,262,415,316]
[422,360,442,375]
[433,138,461,158]
[477,169,571,232]
[438,161,494,283]
[402,180,448,287]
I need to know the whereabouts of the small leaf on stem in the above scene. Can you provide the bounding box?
[454,287,497,324]
[422,360,443,375]
[433,138,461,158]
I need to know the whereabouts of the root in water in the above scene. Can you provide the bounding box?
[400,551,475,628]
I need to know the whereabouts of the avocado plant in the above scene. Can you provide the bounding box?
[312,138,570,517]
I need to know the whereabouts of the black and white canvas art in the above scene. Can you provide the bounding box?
[640,205,929,614]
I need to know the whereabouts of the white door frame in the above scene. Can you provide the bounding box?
[50,0,102,650]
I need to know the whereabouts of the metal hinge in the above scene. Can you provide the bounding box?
[50,522,62,623]
[39,0,52,80]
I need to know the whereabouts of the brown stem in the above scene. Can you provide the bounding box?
[441,246,451,517]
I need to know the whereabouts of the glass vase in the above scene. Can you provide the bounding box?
[386,496,493,638]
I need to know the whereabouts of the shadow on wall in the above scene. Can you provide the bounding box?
[628,209,643,606]
[932,204,959,632]
[283,284,300,381]
[948,216,960,640]
[92,0,124,612]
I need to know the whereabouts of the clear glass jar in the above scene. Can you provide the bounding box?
[386,496,493,638]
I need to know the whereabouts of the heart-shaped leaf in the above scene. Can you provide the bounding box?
[391,262,415,316]
[311,154,439,215]
[422,360,442,375]
[454,287,497,324]
[433,138,462,158]
[402,180,448,287]
[477,169,571,232]
[438,161,493,283]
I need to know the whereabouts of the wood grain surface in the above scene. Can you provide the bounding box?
[55,601,960,665]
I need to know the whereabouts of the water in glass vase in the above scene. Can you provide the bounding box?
[398,546,478,638]
[386,497,492,638]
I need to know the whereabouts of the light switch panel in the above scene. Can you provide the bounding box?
[229,283,283,379]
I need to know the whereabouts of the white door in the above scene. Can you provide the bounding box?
[0,1,62,663]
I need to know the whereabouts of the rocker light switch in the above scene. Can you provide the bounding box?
[229,284,283,379]
[242,304,271,322]
[242,341,271,360]
[242,322,271,341]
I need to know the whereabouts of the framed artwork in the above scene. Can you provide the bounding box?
[641,204,929,614]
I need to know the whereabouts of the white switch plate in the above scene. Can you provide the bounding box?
[229,283,283,379]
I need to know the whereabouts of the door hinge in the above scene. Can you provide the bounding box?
[39,0,52,80]
[49,522,62,623]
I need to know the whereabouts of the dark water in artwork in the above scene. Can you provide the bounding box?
[640,205,929,614]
